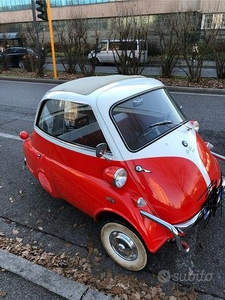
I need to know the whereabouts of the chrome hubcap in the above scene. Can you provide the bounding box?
[109,231,138,261]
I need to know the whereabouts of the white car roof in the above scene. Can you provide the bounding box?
[49,75,163,96]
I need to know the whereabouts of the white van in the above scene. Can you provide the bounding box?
[88,39,148,64]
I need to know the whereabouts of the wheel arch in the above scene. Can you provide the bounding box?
[95,210,149,251]
[95,210,126,223]
[95,209,169,254]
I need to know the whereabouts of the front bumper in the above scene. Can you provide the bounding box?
[140,176,225,253]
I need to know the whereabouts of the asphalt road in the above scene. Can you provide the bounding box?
[44,59,218,78]
[0,79,225,299]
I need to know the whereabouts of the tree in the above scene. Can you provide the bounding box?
[176,9,223,83]
[151,13,182,78]
[0,28,9,71]
[55,17,95,76]
[23,23,46,75]
[213,40,225,79]
[108,3,149,75]
[202,12,225,79]
[55,21,77,74]
[177,11,209,82]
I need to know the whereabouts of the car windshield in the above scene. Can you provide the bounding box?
[111,88,187,151]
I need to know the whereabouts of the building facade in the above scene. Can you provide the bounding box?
[0,0,225,46]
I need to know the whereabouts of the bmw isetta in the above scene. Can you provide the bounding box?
[20,75,224,271]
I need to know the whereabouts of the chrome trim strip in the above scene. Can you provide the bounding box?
[174,211,202,232]
[222,176,225,194]
[211,151,225,163]
[140,210,190,253]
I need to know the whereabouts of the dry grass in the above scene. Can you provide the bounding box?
[1,69,225,90]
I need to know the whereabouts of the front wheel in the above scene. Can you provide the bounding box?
[100,221,148,271]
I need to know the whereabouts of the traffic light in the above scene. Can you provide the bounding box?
[36,0,48,21]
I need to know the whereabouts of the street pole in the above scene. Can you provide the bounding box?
[46,0,57,79]
[31,0,45,76]
[31,0,40,54]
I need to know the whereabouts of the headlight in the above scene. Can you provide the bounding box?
[104,167,127,188]
[191,120,199,132]
[113,168,127,188]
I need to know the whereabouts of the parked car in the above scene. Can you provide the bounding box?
[20,75,225,271]
[87,39,148,64]
[0,46,35,68]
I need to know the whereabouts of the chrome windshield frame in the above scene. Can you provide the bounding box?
[110,87,187,152]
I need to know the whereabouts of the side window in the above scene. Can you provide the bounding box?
[109,42,120,51]
[37,99,109,150]
[100,41,107,51]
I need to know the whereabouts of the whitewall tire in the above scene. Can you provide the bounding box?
[100,222,148,271]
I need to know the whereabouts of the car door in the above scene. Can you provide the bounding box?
[8,48,19,66]
[3,48,12,66]
[97,41,108,63]
[108,41,119,63]
[15,48,24,66]
[36,98,114,217]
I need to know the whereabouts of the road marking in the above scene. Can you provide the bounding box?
[0,132,21,141]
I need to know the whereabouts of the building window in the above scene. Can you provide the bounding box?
[0,0,122,12]
[221,13,225,28]
[203,14,213,29]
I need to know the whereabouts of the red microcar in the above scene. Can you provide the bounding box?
[20,75,225,271]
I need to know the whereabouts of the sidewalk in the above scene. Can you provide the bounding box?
[0,249,112,300]
[0,249,223,300]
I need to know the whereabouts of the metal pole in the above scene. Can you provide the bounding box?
[32,0,44,76]
[31,0,40,52]
[46,0,57,79]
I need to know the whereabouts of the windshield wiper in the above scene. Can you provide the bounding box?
[149,120,173,128]
[138,120,173,138]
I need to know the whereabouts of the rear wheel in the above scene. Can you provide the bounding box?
[100,221,148,271]
[18,60,25,68]
[91,57,100,66]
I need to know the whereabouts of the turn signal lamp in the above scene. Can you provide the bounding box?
[131,195,147,207]
[205,142,214,150]
[191,121,199,132]
[19,131,29,140]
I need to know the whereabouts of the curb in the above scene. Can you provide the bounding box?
[167,85,225,95]
[0,76,65,85]
[1,75,225,95]
[0,249,112,300]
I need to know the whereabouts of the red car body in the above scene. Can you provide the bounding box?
[20,75,224,271]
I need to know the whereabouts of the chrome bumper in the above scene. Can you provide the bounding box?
[140,176,225,253]
[211,151,225,163]
[140,210,191,253]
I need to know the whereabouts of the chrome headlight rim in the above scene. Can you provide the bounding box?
[113,168,127,188]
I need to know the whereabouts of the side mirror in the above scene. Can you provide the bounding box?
[96,143,107,158]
